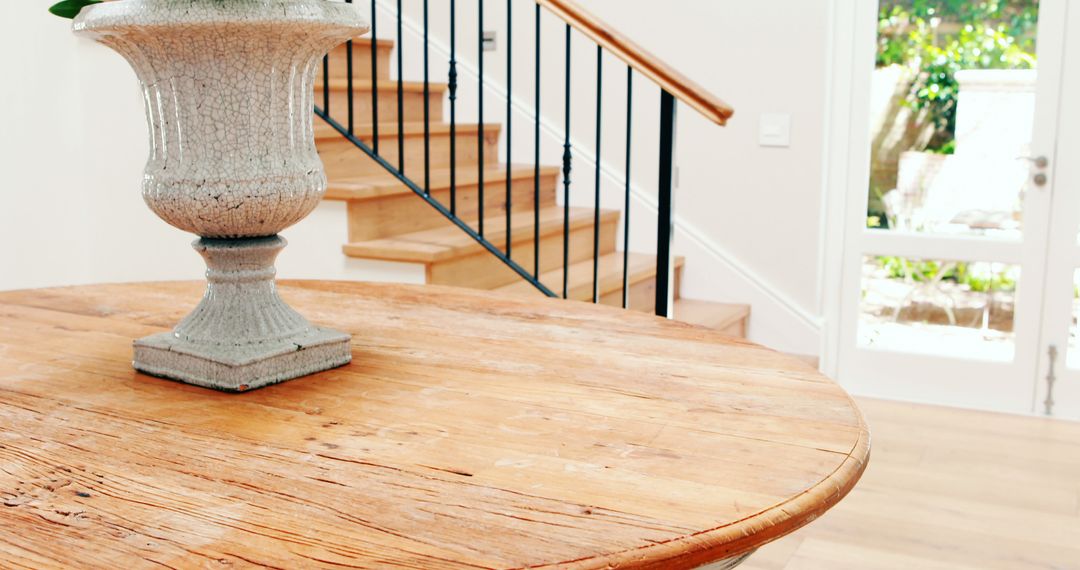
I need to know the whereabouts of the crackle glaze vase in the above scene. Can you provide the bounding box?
[73,0,368,391]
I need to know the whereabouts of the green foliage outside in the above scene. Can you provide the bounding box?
[867,1,1038,237]
[876,256,1017,293]
[877,0,1039,152]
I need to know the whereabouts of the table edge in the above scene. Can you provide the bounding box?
[0,280,872,569]
[555,408,870,569]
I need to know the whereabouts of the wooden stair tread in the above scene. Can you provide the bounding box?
[315,121,495,139]
[495,252,685,302]
[335,37,395,48]
[343,206,620,263]
[316,79,447,93]
[673,298,750,331]
[313,120,496,141]
[326,164,561,200]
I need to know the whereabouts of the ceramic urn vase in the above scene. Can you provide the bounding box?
[73,0,368,391]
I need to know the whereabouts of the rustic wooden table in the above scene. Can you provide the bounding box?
[0,281,869,569]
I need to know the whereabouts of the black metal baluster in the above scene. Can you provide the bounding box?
[592,45,602,304]
[345,0,354,135]
[622,67,632,309]
[533,2,541,279]
[449,0,458,215]
[505,0,512,258]
[396,0,405,172]
[370,0,379,154]
[561,23,571,299]
[655,90,677,318]
[477,0,485,238]
[322,54,330,115]
[423,0,431,195]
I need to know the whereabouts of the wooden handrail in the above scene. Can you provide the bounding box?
[537,0,734,125]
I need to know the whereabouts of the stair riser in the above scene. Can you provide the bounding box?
[318,129,500,179]
[715,318,747,338]
[317,88,444,126]
[598,265,683,314]
[345,173,559,242]
[427,216,619,290]
[320,41,393,81]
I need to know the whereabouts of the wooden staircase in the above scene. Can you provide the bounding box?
[316,38,750,336]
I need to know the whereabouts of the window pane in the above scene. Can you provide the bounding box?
[868,2,1039,239]
[858,255,1018,361]
[1066,269,1080,369]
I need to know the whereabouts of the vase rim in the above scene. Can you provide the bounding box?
[74,0,369,37]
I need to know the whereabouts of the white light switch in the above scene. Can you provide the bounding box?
[759,113,791,147]
[482,30,497,52]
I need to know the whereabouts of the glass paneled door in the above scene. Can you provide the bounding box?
[836,0,1069,413]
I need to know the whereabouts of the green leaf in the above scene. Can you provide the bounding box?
[49,0,103,19]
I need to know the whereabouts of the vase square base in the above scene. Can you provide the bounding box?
[133,328,352,392]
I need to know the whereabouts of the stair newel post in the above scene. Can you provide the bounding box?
[448,0,457,214]
[655,89,677,318]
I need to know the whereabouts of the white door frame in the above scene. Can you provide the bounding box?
[818,0,877,380]
[1037,0,1080,419]
[820,0,1070,414]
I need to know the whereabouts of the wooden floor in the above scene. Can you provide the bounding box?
[721,397,1080,570]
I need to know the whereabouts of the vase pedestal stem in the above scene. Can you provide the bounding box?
[133,236,352,392]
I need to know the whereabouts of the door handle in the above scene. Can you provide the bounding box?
[1018,155,1049,168]
[1017,155,1049,187]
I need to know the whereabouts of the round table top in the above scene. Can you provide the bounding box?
[0,281,869,569]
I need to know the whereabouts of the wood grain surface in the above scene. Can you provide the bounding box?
[0,281,868,569]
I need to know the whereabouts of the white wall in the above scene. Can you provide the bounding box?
[588,1,830,354]
[0,1,832,354]
[0,1,422,292]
